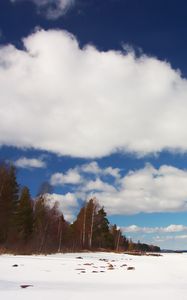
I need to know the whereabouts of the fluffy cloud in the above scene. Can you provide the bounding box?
[45,192,78,221]
[81,162,121,178]
[50,162,121,187]
[82,178,116,193]
[15,157,46,168]
[122,224,187,234]
[11,0,74,19]
[1,29,187,157]
[49,162,187,215]
[50,169,82,185]
[92,164,187,215]
[81,162,102,175]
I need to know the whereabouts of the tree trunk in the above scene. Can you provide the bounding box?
[88,202,95,249]
[116,230,121,251]
[58,217,63,253]
[39,222,49,253]
[82,205,87,248]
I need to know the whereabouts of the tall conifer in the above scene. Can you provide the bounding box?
[16,187,33,241]
[0,163,19,243]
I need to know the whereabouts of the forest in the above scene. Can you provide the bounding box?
[0,163,160,254]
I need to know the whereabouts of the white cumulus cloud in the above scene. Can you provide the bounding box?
[50,162,187,215]
[45,192,78,221]
[50,169,82,185]
[50,162,121,187]
[1,29,187,157]
[88,164,187,215]
[81,162,101,174]
[15,157,46,168]
[81,162,121,178]
[83,178,116,193]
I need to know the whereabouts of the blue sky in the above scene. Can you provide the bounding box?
[1,0,187,249]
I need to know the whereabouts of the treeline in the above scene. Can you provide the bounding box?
[0,163,160,254]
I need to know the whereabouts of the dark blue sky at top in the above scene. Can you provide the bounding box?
[1,0,187,249]
[0,0,187,75]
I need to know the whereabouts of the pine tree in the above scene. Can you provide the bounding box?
[0,163,19,243]
[93,207,114,249]
[16,187,33,241]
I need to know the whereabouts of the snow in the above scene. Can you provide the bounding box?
[0,252,187,299]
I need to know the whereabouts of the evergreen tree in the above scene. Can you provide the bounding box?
[0,163,19,243]
[93,207,113,249]
[16,187,33,241]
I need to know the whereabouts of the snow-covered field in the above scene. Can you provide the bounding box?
[0,252,187,299]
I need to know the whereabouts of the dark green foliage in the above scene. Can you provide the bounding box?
[127,240,161,252]
[93,207,113,249]
[0,163,19,242]
[16,187,33,241]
